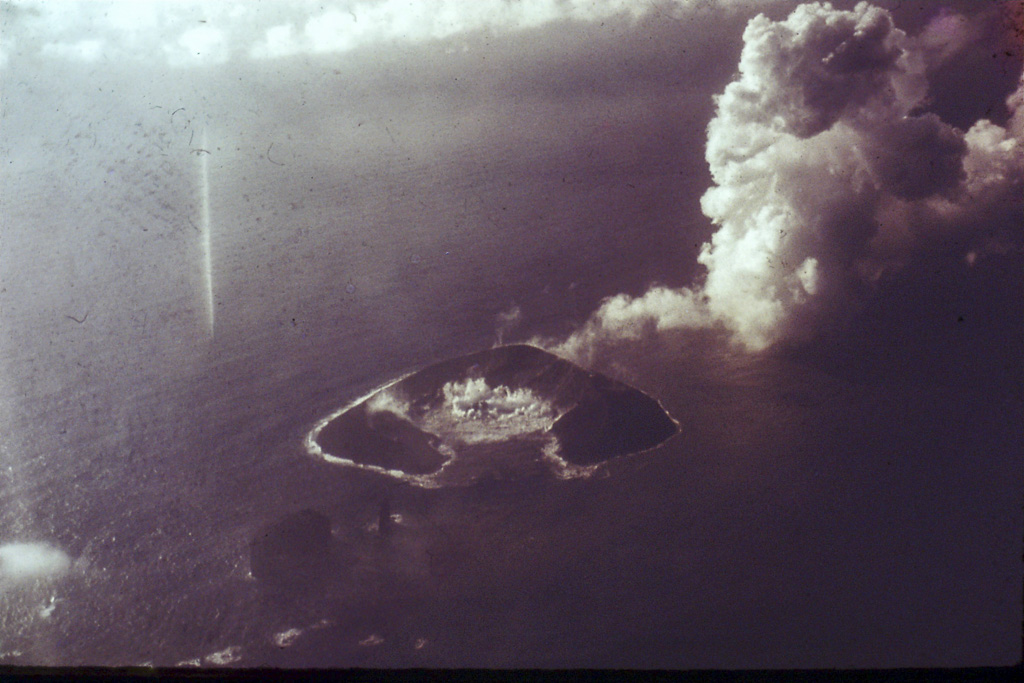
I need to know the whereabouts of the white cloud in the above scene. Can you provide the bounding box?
[304,9,363,54]
[40,38,106,62]
[295,1,593,57]
[545,1,1024,360]
[165,24,229,66]
[548,286,712,364]
[249,23,301,59]
[104,1,162,33]
[3,0,755,66]
[962,111,1024,199]
[913,8,982,68]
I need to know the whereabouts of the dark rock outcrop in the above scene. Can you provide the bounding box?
[549,379,679,466]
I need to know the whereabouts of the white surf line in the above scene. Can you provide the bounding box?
[305,373,415,454]
[200,129,215,336]
[304,372,445,487]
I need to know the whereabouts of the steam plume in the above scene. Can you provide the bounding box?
[549,2,1023,361]
[495,304,522,346]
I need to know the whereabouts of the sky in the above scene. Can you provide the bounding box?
[2,0,1020,368]
[0,0,719,67]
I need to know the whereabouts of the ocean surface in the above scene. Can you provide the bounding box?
[0,51,1021,669]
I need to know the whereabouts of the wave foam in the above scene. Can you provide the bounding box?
[204,645,242,665]
[541,438,601,480]
[273,627,303,648]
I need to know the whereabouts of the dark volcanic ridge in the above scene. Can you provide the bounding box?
[305,344,678,487]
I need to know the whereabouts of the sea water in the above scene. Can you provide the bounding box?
[0,111,700,665]
[0,61,1019,668]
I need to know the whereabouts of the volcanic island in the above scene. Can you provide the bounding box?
[306,344,678,487]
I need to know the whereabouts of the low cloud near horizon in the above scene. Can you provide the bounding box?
[0,0,757,69]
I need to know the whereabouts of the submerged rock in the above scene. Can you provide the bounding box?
[308,344,677,485]
[250,509,335,589]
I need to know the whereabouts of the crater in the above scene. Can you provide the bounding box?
[306,344,677,487]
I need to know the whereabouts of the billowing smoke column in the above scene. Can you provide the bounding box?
[554,1,1023,361]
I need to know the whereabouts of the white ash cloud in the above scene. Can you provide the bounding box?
[549,1,1024,360]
